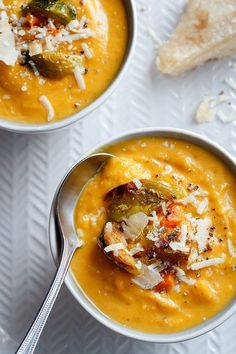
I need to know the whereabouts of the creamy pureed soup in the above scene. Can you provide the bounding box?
[0,0,128,123]
[72,137,236,333]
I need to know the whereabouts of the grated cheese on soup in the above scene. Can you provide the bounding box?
[39,95,54,121]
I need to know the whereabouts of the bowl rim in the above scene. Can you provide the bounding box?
[48,127,236,343]
[0,0,137,134]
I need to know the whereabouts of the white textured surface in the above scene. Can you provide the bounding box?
[0,0,236,353]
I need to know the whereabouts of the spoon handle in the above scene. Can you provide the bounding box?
[15,242,76,354]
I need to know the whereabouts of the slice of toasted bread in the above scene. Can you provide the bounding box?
[159,0,236,75]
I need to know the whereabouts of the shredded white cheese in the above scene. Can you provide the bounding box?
[105,222,112,233]
[151,158,161,166]
[196,217,211,253]
[81,42,93,59]
[133,178,142,190]
[170,224,190,254]
[104,243,125,253]
[193,188,208,197]
[147,260,167,272]
[29,40,43,56]
[146,232,159,242]
[148,211,159,226]
[182,193,198,208]
[196,94,229,124]
[211,94,229,107]
[217,110,236,123]
[197,198,208,215]
[66,19,80,31]
[228,239,236,257]
[48,18,56,30]
[174,266,196,286]
[187,247,198,267]
[129,244,144,256]
[132,265,162,290]
[135,260,142,270]
[122,212,149,241]
[28,60,40,77]
[161,201,168,216]
[0,11,18,66]
[39,95,54,121]
[190,257,225,270]
[195,98,214,123]
[58,30,94,43]
[45,36,54,51]
[79,15,87,28]
[74,66,86,91]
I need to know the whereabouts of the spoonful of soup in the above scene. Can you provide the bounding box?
[99,179,190,291]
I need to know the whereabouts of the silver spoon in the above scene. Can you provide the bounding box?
[16,153,113,354]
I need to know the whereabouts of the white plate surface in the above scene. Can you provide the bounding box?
[0,0,236,353]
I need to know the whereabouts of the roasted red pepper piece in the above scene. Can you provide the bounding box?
[160,203,184,228]
[155,272,175,292]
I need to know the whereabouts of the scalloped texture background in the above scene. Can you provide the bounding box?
[0,0,236,353]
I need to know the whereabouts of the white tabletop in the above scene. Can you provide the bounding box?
[0,0,236,353]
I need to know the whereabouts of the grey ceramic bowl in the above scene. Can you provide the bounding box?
[0,0,137,134]
[49,127,236,343]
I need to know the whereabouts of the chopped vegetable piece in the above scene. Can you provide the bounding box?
[105,179,184,222]
[30,52,82,78]
[142,180,184,200]
[22,0,77,25]
[161,203,184,228]
[145,228,189,266]
[155,272,175,293]
[26,14,42,26]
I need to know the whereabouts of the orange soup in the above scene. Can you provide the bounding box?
[72,137,236,333]
[0,0,128,123]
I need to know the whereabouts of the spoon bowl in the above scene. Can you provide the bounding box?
[56,153,114,250]
[16,153,113,354]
